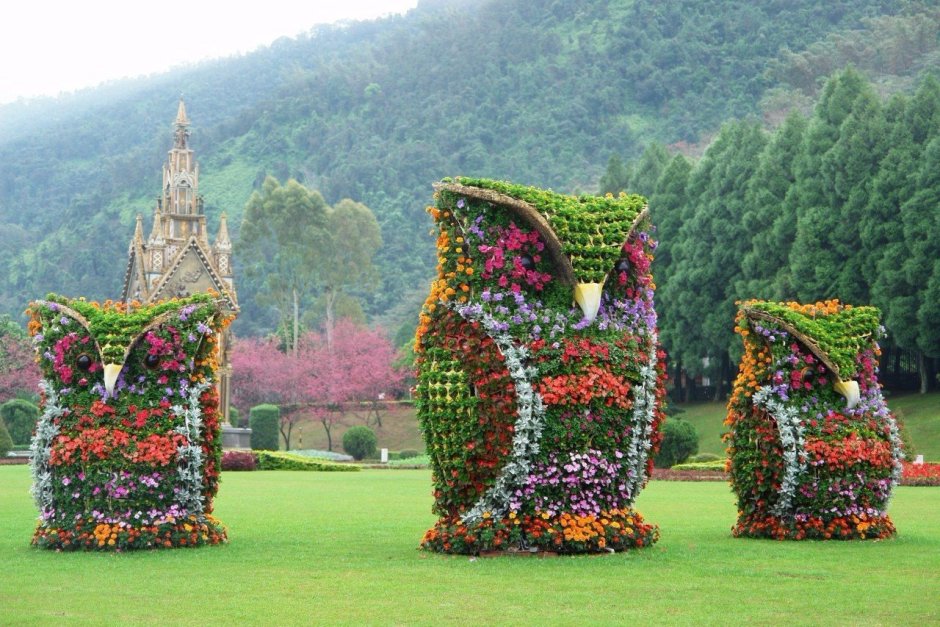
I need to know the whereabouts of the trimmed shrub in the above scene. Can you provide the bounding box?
[221,450,257,471]
[228,406,242,428]
[255,451,359,472]
[671,460,726,472]
[687,453,721,463]
[653,419,699,468]
[249,404,280,451]
[399,449,419,459]
[287,449,354,462]
[0,420,12,458]
[343,425,377,461]
[0,398,40,445]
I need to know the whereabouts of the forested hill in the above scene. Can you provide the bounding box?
[0,0,935,337]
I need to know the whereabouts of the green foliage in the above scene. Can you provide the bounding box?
[0,399,39,446]
[228,406,242,428]
[599,155,631,195]
[740,300,883,378]
[686,453,722,463]
[659,121,767,384]
[342,425,377,461]
[238,176,328,352]
[2,0,927,338]
[445,176,647,283]
[670,460,726,471]
[0,419,12,457]
[254,450,359,471]
[398,448,419,459]
[249,404,280,451]
[653,419,699,468]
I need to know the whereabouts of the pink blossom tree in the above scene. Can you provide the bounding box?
[230,320,404,451]
[230,335,310,449]
[0,334,41,402]
[305,320,404,450]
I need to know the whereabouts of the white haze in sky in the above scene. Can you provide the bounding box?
[0,0,419,104]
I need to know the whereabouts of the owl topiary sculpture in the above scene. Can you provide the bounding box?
[416,178,667,555]
[726,300,904,540]
[26,292,231,550]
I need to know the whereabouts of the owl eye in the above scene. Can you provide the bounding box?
[517,254,535,271]
[76,354,93,372]
[615,258,631,274]
[144,353,160,369]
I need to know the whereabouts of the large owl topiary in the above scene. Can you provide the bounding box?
[416,178,667,555]
[726,300,904,540]
[26,292,231,550]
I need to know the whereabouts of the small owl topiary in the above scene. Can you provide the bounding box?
[26,293,231,550]
[415,178,667,554]
[726,300,904,540]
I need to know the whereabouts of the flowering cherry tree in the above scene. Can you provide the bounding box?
[0,333,41,402]
[230,320,404,450]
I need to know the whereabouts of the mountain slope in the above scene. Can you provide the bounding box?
[0,0,930,335]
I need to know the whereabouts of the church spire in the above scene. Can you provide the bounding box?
[133,214,144,244]
[215,213,232,251]
[174,98,190,149]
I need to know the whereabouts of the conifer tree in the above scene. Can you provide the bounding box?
[661,122,767,397]
[789,69,872,302]
[737,111,806,300]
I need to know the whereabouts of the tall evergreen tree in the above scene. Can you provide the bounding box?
[871,77,940,391]
[598,155,631,195]
[903,137,940,387]
[789,68,878,302]
[737,111,807,300]
[661,121,767,398]
[649,153,692,397]
[630,143,671,198]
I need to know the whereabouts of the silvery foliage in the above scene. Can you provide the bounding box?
[172,378,213,517]
[452,303,545,524]
[621,333,660,502]
[752,385,807,519]
[29,379,64,513]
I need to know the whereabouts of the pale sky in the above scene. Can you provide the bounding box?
[0,0,419,104]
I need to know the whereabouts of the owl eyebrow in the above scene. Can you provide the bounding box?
[34,301,103,360]
[740,306,844,381]
[435,181,576,285]
[436,182,652,284]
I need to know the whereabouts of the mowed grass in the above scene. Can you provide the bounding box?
[1,466,938,625]
[673,391,940,460]
[889,392,940,460]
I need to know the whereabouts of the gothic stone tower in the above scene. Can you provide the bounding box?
[122,99,238,420]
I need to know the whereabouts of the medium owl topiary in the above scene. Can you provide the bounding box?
[726,300,904,540]
[415,178,667,555]
[26,292,231,550]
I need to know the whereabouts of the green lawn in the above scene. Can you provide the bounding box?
[1,466,938,625]
[889,392,940,460]
[673,391,940,461]
[671,401,729,456]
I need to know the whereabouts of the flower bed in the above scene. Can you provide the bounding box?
[725,300,903,540]
[26,293,232,551]
[901,461,940,486]
[416,179,666,554]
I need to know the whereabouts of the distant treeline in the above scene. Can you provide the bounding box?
[0,0,935,342]
[606,70,940,396]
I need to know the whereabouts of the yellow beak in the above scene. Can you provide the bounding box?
[833,379,860,410]
[574,282,604,323]
[103,363,123,395]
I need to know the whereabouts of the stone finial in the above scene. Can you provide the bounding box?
[214,213,232,251]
